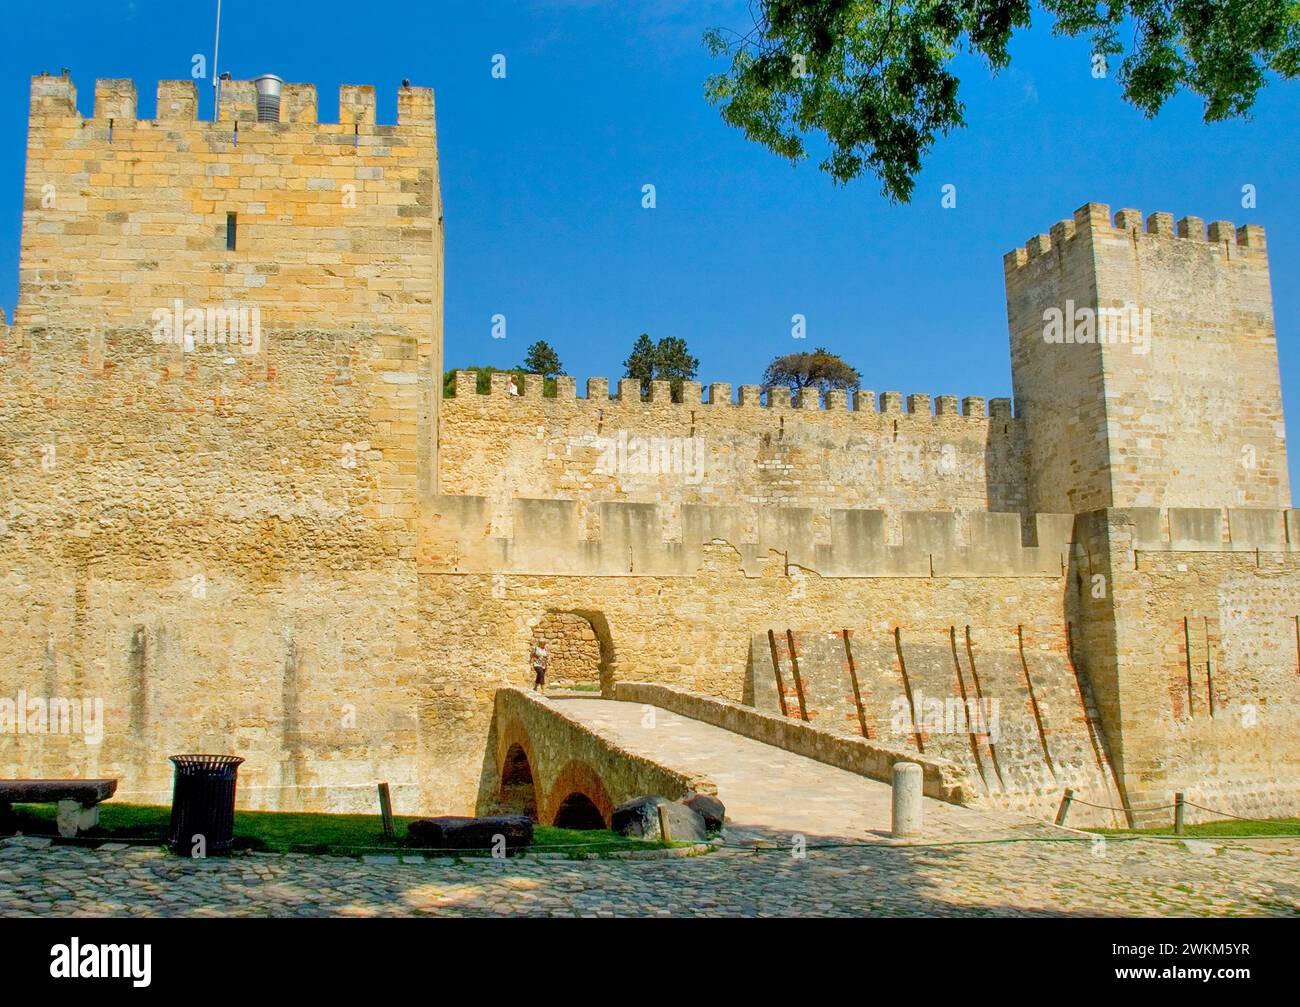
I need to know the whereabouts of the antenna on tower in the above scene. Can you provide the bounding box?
[212,0,223,121]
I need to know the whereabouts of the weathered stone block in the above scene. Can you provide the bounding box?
[611,797,706,843]
[406,815,532,850]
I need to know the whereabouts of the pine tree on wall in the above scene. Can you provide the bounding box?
[624,334,657,398]
[521,340,563,378]
[623,333,700,401]
[654,337,699,402]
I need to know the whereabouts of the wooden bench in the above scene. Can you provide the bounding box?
[0,779,118,838]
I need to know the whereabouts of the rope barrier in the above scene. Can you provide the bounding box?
[1183,801,1293,825]
[1063,793,1291,826]
[1065,797,1177,812]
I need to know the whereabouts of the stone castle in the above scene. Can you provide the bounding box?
[1,74,1297,828]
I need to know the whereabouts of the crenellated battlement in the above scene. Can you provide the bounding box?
[27,73,435,129]
[16,73,442,340]
[1004,201,1266,271]
[449,370,1014,419]
[441,368,1028,519]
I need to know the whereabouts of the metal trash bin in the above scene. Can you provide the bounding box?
[168,755,244,856]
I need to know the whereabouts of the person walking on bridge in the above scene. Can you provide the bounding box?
[531,639,550,693]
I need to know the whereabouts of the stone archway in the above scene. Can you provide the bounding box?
[531,611,603,688]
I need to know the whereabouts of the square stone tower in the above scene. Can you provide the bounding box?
[17,73,444,498]
[1,76,445,808]
[1005,202,1288,514]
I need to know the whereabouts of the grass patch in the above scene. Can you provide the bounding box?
[6,803,658,857]
[526,823,656,855]
[1087,817,1300,839]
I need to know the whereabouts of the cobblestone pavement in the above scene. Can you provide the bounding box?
[1,835,1296,917]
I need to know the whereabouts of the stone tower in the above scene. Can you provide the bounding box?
[18,73,444,498]
[2,75,444,807]
[1005,201,1287,515]
[1006,203,1298,821]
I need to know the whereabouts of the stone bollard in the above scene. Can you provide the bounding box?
[891,762,923,839]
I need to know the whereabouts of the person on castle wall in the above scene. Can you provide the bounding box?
[508,376,519,396]
[531,639,550,693]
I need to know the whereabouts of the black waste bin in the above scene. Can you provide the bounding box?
[168,755,244,856]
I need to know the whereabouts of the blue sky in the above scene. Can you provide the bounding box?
[4,1,1300,485]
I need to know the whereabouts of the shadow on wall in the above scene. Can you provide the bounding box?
[983,404,1026,519]
[742,637,758,707]
[746,623,1126,826]
[1062,527,1130,820]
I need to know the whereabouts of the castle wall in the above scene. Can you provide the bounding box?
[2,73,1296,829]
[1005,204,1111,514]
[414,502,1299,818]
[0,316,431,810]
[16,74,442,497]
[1090,209,1287,509]
[20,76,441,333]
[439,372,1028,536]
[421,493,1076,577]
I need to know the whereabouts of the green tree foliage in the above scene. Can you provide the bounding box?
[624,334,658,397]
[653,337,701,400]
[763,346,861,397]
[704,0,1300,201]
[520,340,564,377]
[622,334,701,401]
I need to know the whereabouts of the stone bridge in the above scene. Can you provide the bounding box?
[476,685,1060,843]
[476,687,716,829]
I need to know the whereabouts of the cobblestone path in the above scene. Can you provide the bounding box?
[1,835,1296,917]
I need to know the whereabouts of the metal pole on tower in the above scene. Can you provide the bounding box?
[212,0,223,121]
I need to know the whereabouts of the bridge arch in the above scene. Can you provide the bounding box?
[498,743,538,819]
[494,720,541,820]
[544,758,613,828]
[552,791,606,830]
